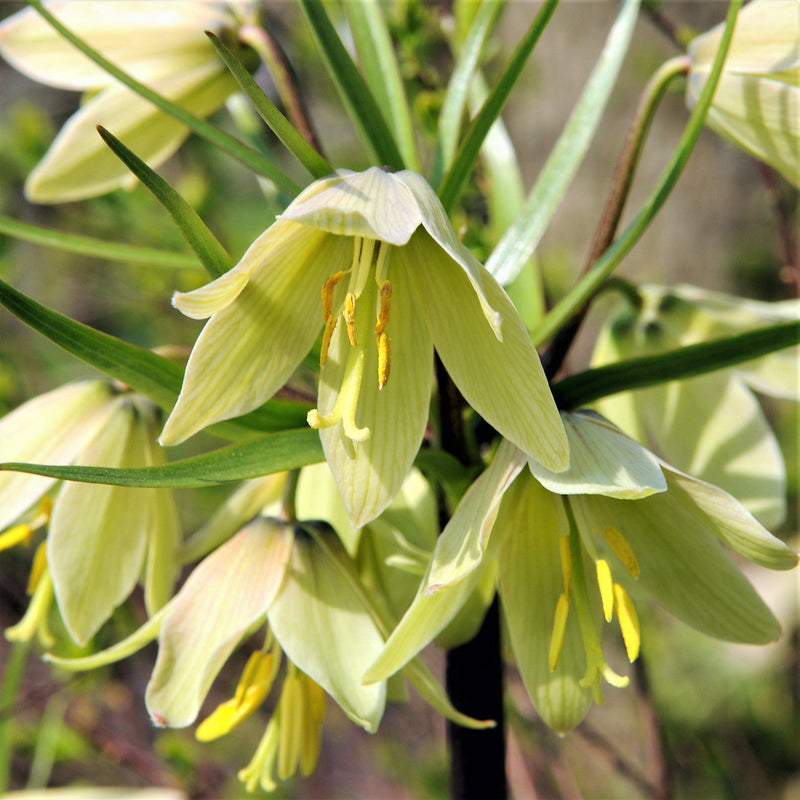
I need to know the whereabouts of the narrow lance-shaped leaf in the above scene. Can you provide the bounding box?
[437,0,559,210]
[552,321,800,410]
[26,0,301,195]
[486,0,641,284]
[97,126,232,278]
[0,215,200,270]
[0,428,324,489]
[297,0,405,169]
[205,31,333,180]
[0,278,310,434]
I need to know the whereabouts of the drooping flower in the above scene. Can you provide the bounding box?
[364,411,797,732]
[591,283,799,527]
[686,0,800,187]
[0,0,257,202]
[159,167,569,527]
[0,379,180,645]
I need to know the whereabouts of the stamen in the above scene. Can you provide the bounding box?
[374,281,392,336]
[604,526,640,578]
[278,667,303,780]
[0,523,34,552]
[595,559,614,622]
[377,332,391,389]
[299,676,324,776]
[558,534,572,595]
[27,541,48,595]
[344,293,358,346]
[319,316,338,366]
[548,592,570,672]
[613,583,640,662]
[321,271,344,322]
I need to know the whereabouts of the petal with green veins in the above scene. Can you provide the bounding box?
[268,530,386,732]
[528,410,666,499]
[146,518,292,728]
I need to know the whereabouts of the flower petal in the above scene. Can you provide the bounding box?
[317,264,433,527]
[146,518,293,728]
[528,411,666,499]
[296,462,360,554]
[0,1,228,90]
[281,167,423,245]
[25,60,237,203]
[48,396,153,644]
[160,229,344,445]
[0,380,116,530]
[497,474,593,733]
[571,485,783,644]
[406,235,568,472]
[267,529,387,732]
[425,439,526,590]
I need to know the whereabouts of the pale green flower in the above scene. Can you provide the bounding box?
[0,0,256,202]
[687,0,800,187]
[591,283,799,528]
[364,412,797,733]
[160,167,568,527]
[0,380,180,646]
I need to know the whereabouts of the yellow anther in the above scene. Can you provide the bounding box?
[374,281,392,336]
[613,583,640,662]
[377,331,391,389]
[0,523,33,552]
[278,668,304,781]
[595,559,614,622]
[344,293,358,346]
[548,592,571,672]
[299,674,325,775]
[604,526,640,579]
[27,541,48,595]
[321,271,344,322]
[319,316,338,366]
[558,534,572,595]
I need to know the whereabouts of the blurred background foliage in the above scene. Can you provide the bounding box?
[0,1,797,797]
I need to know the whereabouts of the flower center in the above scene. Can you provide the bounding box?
[307,237,394,443]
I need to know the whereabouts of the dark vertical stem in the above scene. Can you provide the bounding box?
[434,355,507,800]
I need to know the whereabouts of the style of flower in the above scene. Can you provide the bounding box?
[686,0,800,187]
[0,379,180,646]
[0,0,256,202]
[591,283,799,528]
[363,411,797,732]
[159,167,569,527]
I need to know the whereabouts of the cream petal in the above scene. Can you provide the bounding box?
[267,529,387,732]
[0,1,228,90]
[497,474,593,733]
[48,396,153,645]
[317,265,433,527]
[425,440,526,590]
[405,236,568,472]
[281,167,423,245]
[571,489,783,644]
[160,230,344,445]
[146,518,293,728]
[528,411,666,499]
[25,60,237,203]
[0,380,117,531]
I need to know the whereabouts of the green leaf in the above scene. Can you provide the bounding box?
[0,428,324,488]
[343,1,419,171]
[532,0,743,345]
[0,278,310,434]
[486,0,641,284]
[97,126,232,279]
[552,321,800,410]
[297,0,405,169]
[437,0,559,211]
[27,0,301,196]
[0,215,200,270]
[205,32,333,180]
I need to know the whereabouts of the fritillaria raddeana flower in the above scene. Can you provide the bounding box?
[160,167,569,527]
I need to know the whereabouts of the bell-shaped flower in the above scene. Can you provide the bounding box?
[686,0,800,187]
[160,167,569,527]
[0,380,180,645]
[363,411,797,733]
[591,283,798,527]
[0,1,256,202]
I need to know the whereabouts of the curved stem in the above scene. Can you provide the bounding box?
[281,469,301,524]
[541,55,689,378]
